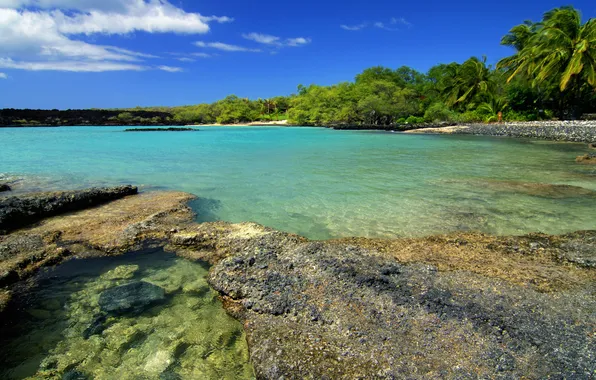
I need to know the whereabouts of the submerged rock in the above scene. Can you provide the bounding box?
[576,153,596,164]
[0,183,11,192]
[99,265,139,281]
[98,281,166,316]
[0,185,138,233]
[62,370,89,380]
[480,179,596,198]
[82,314,109,339]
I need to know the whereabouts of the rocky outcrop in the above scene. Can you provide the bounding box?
[0,187,593,379]
[0,184,10,193]
[124,128,199,132]
[0,186,138,233]
[208,236,595,379]
[576,153,596,164]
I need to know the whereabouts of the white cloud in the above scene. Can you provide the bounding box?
[0,1,232,72]
[391,17,412,27]
[342,18,411,32]
[340,23,367,31]
[176,57,195,62]
[0,72,7,78]
[194,41,261,52]
[242,33,311,48]
[158,65,182,72]
[242,33,281,45]
[374,22,398,31]
[191,52,212,58]
[286,37,311,47]
[0,57,146,71]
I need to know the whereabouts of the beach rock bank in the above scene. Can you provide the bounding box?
[207,233,595,379]
[452,121,596,143]
[0,186,138,233]
[0,187,594,379]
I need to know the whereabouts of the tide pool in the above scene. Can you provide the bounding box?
[1,126,594,239]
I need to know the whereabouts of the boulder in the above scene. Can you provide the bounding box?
[98,281,166,316]
[0,184,10,192]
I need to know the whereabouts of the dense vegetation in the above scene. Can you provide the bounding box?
[1,6,594,128]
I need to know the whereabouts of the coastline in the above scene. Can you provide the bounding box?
[405,121,596,143]
[0,186,594,378]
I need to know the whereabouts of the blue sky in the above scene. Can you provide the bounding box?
[0,0,594,109]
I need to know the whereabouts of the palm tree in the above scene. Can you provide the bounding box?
[477,95,509,123]
[442,57,495,110]
[498,6,596,93]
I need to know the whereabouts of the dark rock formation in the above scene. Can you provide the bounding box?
[123,128,199,132]
[0,184,10,192]
[209,239,595,379]
[0,186,138,233]
[98,281,166,316]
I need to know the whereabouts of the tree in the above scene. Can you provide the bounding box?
[498,6,596,117]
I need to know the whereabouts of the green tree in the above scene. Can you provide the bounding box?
[499,6,596,117]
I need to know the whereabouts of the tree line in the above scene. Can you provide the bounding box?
[2,6,594,128]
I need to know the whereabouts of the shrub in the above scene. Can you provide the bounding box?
[454,111,483,123]
[396,117,407,124]
[405,116,425,124]
[503,110,538,122]
[423,102,455,122]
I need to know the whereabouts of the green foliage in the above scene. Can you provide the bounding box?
[424,102,456,122]
[405,116,425,124]
[454,110,484,123]
[117,112,133,121]
[498,6,596,118]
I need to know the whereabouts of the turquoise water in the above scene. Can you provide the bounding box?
[1,126,595,239]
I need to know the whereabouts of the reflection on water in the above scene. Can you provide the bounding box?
[0,249,254,380]
[1,127,595,239]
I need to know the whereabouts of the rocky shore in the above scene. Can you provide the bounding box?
[408,121,596,143]
[0,187,594,379]
[0,186,138,233]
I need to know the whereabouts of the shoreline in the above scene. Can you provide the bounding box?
[2,120,596,143]
[0,186,594,378]
[405,121,596,143]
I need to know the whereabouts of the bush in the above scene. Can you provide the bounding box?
[396,117,407,124]
[405,116,425,124]
[503,110,538,122]
[454,111,483,123]
[424,102,455,122]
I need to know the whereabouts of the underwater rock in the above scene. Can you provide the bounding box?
[0,185,138,232]
[0,183,10,192]
[62,369,89,380]
[83,314,109,339]
[576,153,596,164]
[98,281,166,316]
[99,264,139,281]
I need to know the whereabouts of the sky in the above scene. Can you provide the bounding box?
[0,0,594,109]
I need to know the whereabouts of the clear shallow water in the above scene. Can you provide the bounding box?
[0,249,254,379]
[1,126,595,239]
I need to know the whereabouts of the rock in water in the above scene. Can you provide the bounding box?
[62,370,89,380]
[0,184,10,192]
[83,314,109,339]
[99,281,166,316]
